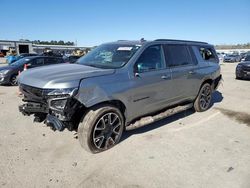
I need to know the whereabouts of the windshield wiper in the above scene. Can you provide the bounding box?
[82,63,111,69]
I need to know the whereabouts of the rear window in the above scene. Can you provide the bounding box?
[245,55,250,61]
[198,46,218,63]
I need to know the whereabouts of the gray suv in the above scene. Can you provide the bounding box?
[18,39,221,153]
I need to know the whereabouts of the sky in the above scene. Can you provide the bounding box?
[0,0,249,47]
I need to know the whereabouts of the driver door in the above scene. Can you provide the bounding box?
[128,45,172,119]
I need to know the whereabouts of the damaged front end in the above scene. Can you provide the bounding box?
[19,84,84,131]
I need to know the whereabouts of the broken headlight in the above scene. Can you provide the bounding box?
[0,69,10,75]
[50,98,68,110]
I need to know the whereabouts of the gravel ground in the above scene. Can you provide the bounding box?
[0,63,250,188]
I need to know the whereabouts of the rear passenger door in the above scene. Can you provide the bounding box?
[164,44,200,101]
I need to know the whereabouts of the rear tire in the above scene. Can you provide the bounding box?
[194,83,212,112]
[78,104,124,153]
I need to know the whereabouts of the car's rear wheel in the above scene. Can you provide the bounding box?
[194,83,212,112]
[10,74,18,86]
[78,104,124,153]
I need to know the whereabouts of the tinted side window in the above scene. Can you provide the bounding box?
[32,58,44,66]
[245,55,250,61]
[198,47,218,63]
[45,58,63,64]
[164,45,193,67]
[136,45,165,73]
[54,58,63,64]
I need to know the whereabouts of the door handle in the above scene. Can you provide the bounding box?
[161,75,170,79]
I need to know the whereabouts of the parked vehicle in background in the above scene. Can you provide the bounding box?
[223,54,241,62]
[18,39,221,153]
[63,55,81,63]
[7,55,18,64]
[0,56,65,86]
[217,52,224,61]
[239,52,246,61]
[18,53,37,58]
[6,53,38,65]
[236,55,250,80]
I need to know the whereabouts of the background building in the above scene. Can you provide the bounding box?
[0,39,88,56]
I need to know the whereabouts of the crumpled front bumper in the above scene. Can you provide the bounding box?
[19,102,48,116]
[18,101,67,131]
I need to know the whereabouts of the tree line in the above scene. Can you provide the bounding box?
[215,43,250,49]
[32,40,75,46]
[19,39,75,46]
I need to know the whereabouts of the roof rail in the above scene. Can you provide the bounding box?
[154,39,208,44]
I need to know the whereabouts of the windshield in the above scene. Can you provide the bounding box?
[11,58,31,66]
[77,44,141,68]
[245,55,250,61]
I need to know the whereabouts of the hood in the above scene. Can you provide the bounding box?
[18,64,115,89]
[0,65,14,71]
[239,61,250,66]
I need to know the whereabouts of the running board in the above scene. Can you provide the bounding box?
[126,103,193,131]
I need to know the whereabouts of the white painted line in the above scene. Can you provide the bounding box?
[170,111,221,132]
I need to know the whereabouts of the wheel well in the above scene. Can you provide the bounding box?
[197,79,213,95]
[70,100,127,131]
[202,79,213,86]
[91,100,126,115]
[87,100,127,123]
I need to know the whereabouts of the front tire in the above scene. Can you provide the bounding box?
[10,74,18,86]
[194,83,212,112]
[78,105,124,153]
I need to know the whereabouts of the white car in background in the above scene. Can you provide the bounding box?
[216,52,224,61]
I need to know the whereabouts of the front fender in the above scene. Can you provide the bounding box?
[75,84,112,108]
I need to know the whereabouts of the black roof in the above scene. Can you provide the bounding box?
[22,56,62,60]
[154,39,208,44]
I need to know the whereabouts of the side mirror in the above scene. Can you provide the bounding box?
[26,63,32,67]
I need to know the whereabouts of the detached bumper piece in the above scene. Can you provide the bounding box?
[45,114,65,131]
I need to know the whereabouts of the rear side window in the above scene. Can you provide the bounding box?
[164,45,193,67]
[32,58,44,66]
[45,58,63,64]
[245,55,250,61]
[53,58,63,64]
[198,47,218,63]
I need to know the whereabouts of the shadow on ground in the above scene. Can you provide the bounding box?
[210,90,224,108]
[122,91,224,141]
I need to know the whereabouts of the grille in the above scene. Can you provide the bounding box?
[242,65,250,71]
[20,84,53,98]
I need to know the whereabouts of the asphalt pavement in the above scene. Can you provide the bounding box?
[0,63,249,188]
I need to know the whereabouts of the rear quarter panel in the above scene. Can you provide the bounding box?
[192,46,221,93]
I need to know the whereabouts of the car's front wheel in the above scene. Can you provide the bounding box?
[194,83,212,112]
[10,74,18,86]
[78,104,124,153]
